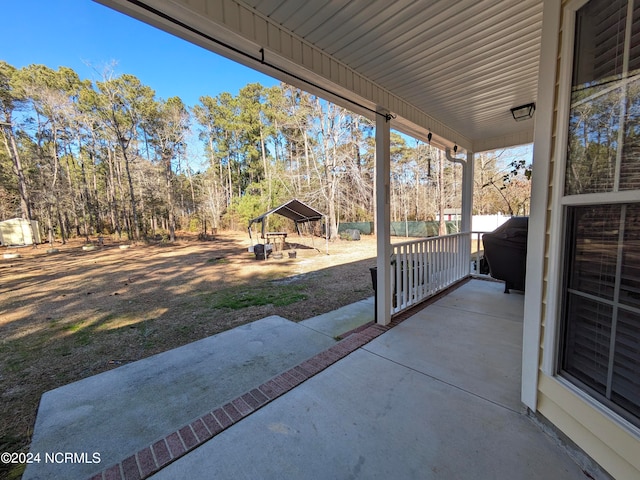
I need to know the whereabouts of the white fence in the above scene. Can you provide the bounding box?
[391,233,470,315]
[471,214,509,233]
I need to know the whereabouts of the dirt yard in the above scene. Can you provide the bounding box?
[0,231,381,477]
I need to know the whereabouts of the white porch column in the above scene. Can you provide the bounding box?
[461,151,474,235]
[375,112,392,325]
[462,151,474,274]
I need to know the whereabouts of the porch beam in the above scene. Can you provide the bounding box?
[376,112,392,326]
[472,130,534,153]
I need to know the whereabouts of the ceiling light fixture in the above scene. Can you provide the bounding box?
[510,103,536,122]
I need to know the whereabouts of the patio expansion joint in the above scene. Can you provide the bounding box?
[85,323,390,480]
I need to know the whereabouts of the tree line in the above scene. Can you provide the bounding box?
[0,61,531,244]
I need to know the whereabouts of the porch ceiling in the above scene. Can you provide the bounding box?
[245,0,543,150]
[98,0,543,151]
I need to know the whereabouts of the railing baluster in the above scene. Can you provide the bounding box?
[453,235,458,283]
[450,236,454,284]
[443,236,447,287]
[398,244,403,311]
[405,244,410,308]
[433,236,438,291]
[455,235,460,281]
[445,236,450,286]
[401,244,405,310]
[419,239,426,299]
[430,237,436,295]
[438,236,443,289]
[448,236,453,286]
[407,244,412,307]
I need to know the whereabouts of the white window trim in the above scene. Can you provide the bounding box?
[559,191,640,206]
[542,0,640,436]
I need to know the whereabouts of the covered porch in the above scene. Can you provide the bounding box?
[25,280,595,479]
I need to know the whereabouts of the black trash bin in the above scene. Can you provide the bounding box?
[370,267,377,291]
[370,267,377,323]
[254,244,265,260]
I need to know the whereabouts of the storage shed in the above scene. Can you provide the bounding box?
[0,218,41,246]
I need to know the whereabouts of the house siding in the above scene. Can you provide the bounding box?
[536,1,640,478]
[538,376,640,478]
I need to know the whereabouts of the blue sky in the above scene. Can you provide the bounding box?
[2,0,278,107]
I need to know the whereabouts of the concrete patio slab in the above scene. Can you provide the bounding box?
[150,348,586,480]
[24,315,336,480]
[366,280,523,411]
[440,277,524,320]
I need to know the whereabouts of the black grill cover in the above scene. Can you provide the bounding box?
[482,217,528,293]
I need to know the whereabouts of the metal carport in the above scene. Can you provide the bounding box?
[248,198,325,242]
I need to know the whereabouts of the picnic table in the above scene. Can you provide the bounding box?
[264,232,287,256]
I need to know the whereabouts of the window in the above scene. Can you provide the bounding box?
[558,0,640,428]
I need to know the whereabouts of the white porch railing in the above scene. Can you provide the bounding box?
[391,233,471,315]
